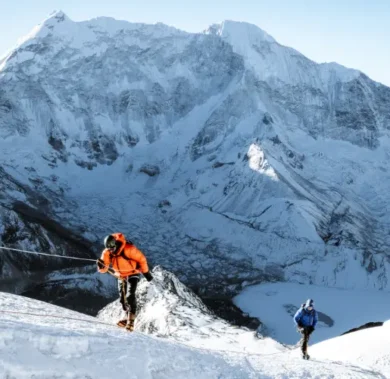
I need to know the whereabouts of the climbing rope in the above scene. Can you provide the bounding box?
[0,245,97,262]
[0,245,136,276]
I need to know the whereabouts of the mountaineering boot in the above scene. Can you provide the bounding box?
[302,353,310,360]
[117,310,128,328]
[126,312,136,332]
[117,318,127,327]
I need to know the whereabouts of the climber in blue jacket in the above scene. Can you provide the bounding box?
[293,299,318,360]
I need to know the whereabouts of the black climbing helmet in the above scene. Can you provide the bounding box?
[104,235,117,250]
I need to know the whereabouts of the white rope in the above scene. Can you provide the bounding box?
[0,245,97,262]
[0,245,140,276]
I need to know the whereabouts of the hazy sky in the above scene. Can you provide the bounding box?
[1,0,389,86]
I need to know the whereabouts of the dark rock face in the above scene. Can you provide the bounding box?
[158,200,171,208]
[0,201,96,287]
[140,164,160,176]
[342,321,383,336]
[202,297,261,329]
[0,166,97,291]
[20,265,116,316]
[212,161,235,169]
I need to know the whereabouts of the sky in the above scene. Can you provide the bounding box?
[1,0,389,86]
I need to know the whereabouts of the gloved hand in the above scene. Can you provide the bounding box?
[143,271,153,282]
[96,258,105,270]
[121,302,128,312]
[307,325,315,334]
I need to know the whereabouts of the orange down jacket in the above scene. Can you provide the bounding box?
[97,233,149,279]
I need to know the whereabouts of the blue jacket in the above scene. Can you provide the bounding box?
[294,306,318,328]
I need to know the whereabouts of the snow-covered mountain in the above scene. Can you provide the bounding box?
[2,10,390,307]
[0,291,387,378]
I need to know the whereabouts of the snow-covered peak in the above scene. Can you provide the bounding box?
[206,20,276,43]
[16,10,73,46]
[0,11,188,73]
[319,61,362,82]
[44,10,71,24]
[1,12,361,88]
[97,267,276,354]
[81,16,186,38]
[204,19,361,87]
[18,11,185,48]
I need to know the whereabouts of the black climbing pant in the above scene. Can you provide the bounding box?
[299,327,312,354]
[118,275,139,313]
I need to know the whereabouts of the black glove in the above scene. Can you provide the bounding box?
[120,301,128,311]
[97,258,105,270]
[307,325,315,334]
[143,271,153,282]
[297,322,304,328]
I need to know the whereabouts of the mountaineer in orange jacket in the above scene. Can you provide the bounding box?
[97,233,153,331]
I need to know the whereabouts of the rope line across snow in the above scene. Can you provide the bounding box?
[0,245,135,275]
[0,245,97,262]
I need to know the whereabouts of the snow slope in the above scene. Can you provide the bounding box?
[311,320,390,377]
[0,292,254,379]
[0,292,384,378]
[234,282,390,345]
